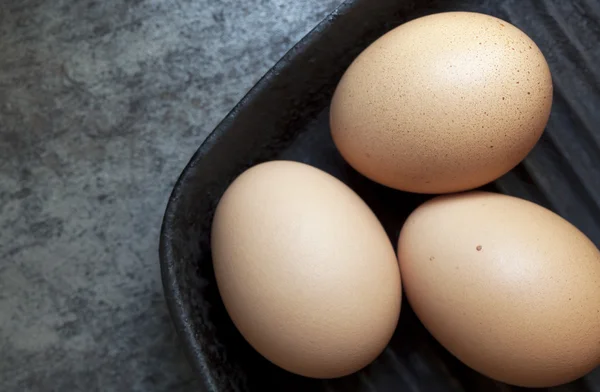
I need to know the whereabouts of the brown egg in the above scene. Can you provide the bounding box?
[211,161,401,378]
[398,192,600,387]
[330,12,553,194]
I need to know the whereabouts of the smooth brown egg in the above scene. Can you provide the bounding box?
[330,12,553,194]
[398,192,600,387]
[211,161,401,378]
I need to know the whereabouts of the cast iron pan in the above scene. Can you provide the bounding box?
[159,0,600,390]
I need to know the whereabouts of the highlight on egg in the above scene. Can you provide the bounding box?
[397,191,600,387]
[330,12,553,194]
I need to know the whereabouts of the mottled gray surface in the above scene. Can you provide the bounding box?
[0,1,341,390]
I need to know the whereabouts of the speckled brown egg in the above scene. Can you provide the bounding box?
[398,192,600,387]
[211,161,401,379]
[330,12,553,194]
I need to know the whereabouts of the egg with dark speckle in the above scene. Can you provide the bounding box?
[330,12,553,193]
[398,192,600,387]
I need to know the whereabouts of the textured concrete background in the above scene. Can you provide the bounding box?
[0,1,341,390]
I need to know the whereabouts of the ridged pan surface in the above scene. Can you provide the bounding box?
[160,0,600,391]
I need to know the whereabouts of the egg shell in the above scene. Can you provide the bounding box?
[330,12,553,194]
[211,161,402,379]
[398,191,600,387]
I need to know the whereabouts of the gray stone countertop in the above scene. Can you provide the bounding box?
[0,1,342,390]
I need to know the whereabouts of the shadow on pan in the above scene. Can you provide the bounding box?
[160,0,600,390]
